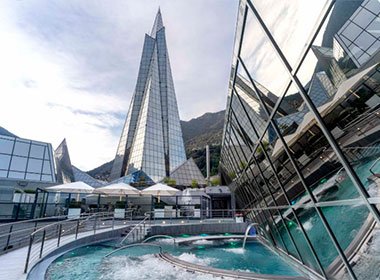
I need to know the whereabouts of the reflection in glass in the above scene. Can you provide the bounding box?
[13,141,30,157]
[0,154,11,170]
[0,137,14,154]
[10,156,27,172]
[221,0,380,278]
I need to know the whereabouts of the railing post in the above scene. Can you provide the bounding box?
[39,230,46,258]
[75,219,80,239]
[24,235,34,273]
[93,215,97,234]
[57,224,62,247]
[5,225,13,250]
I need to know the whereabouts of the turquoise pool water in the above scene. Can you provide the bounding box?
[45,238,301,279]
[275,158,378,273]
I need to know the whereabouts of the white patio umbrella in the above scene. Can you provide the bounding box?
[93,182,139,201]
[46,181,94,201]
[180,188,192,205]
[141,183,179,202]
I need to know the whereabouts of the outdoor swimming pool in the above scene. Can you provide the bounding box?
[45,237,302,279]
[44,159,380,280]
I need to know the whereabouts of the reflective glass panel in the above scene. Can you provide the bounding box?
[10,156,27,172]
[13,141,30,157]
[27,158,43,173]
[29,144,45,159]
[0,138,14,154]
[0,154,11,170]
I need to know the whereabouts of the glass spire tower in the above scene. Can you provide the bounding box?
[110,9,186,182]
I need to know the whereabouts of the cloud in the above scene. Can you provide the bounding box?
[0,0,238,170]
[239,1,328,95]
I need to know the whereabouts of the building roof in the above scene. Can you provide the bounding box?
[169,158,207,186]
[72,166,106,188]
[110,170,155,186]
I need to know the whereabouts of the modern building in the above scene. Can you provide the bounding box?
[0,134,56,188]
[220,0,380,279]
[334,0,380,69]
[0,133,57,219]
[169,158,207,187]
[54,139,105,188]
[110,9,187,183]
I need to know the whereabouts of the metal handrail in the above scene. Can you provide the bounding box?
[30,211,112,236]
[104,243,162,258]
[119,212,152,246]
[0,215,67,229]
[141,235,174,243]
[23,210,133,273]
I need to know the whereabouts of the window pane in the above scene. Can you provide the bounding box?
[8,171,25,179]
[0,154,11,170]
[41,174,53,182]
[26,173,41,181]
[29,144,45,159]
[27,158,43,173]
[42,160,52,174]
[0,138,14,154]
[13,141,30,157]
[0,170,7,178]
[10,156,27,172]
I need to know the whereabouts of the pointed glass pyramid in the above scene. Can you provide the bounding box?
[54,139,75,184]
[110,10,187,182]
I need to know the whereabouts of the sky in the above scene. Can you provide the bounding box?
[0,0,239,171]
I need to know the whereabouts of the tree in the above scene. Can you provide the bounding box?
[210,177,221,186]
[239,161,247,169]
[228,171,236,180]
[191,179,198,188]
[163,177,176,186]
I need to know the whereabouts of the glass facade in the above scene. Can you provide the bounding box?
[110,9,186,183]
[54,139,75,184]
[0,135,56,183]
[110,170,155,186]
[54,139,105,187]
[170,158,207,187]
[221,0,380,279]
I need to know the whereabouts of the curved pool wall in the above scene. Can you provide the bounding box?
[27,222,248,279]
[44,236,311,280]
[149,221,249,236]
[27,226,129,280]
[158,252,307,280]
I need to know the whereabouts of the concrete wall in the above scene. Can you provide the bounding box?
[150,222,248,236]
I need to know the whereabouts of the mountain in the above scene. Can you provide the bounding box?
[181,110,225,151]
[87,110,226,180]
[0,126,17,137]
[180,110,225,177]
